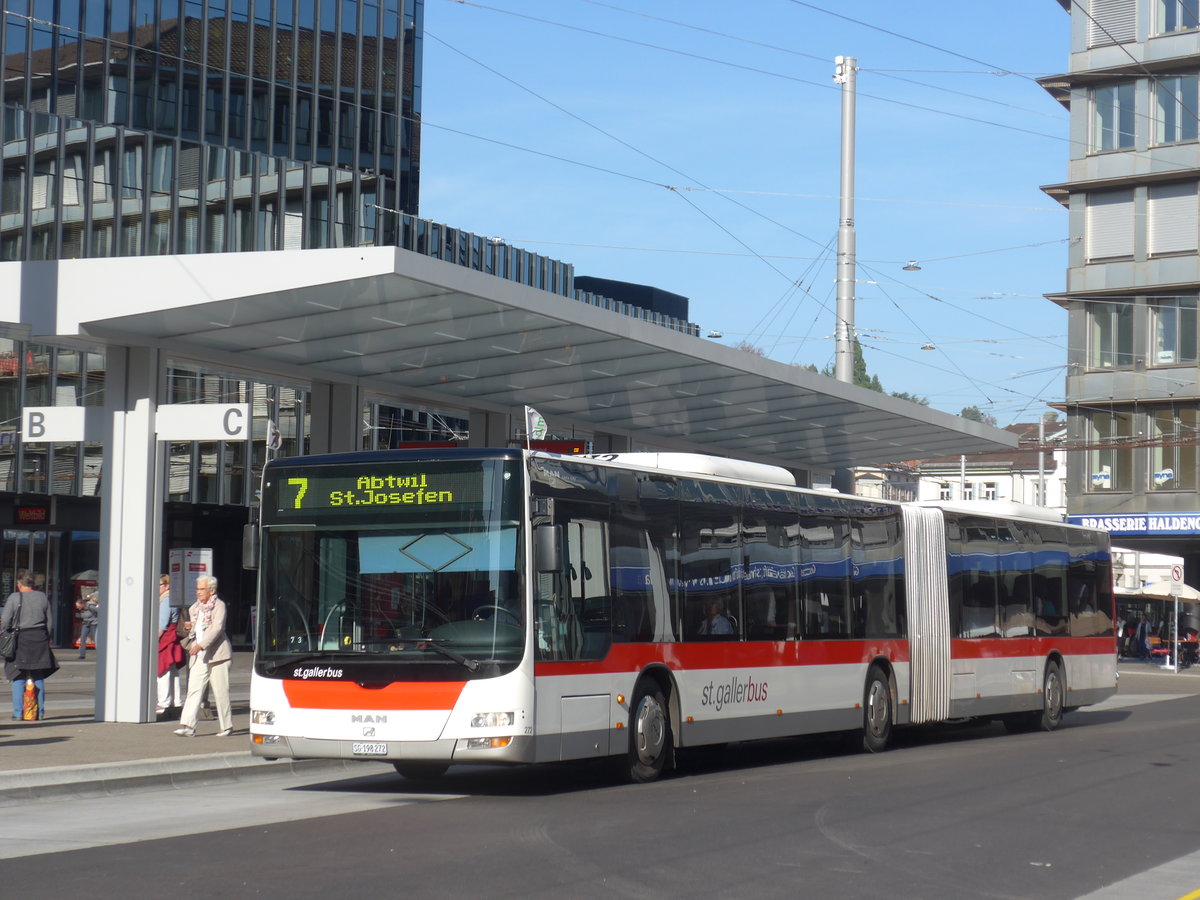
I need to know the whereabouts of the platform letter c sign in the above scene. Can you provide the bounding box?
[223,407,245,438]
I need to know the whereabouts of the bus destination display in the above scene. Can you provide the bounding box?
[274,466,484,512]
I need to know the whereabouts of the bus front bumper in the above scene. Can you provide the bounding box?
[250,732,536,766]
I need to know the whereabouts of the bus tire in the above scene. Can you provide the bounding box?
[1037,661,1065,732]
[862,665,893,753]
[628,680,672,783]
[393,761,450,781]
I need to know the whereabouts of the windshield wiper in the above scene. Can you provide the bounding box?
[262,651,355,674]
[418,639,480,672]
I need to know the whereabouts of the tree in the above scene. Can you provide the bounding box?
[819,340,923,402]
[732,341,766,357]
[960,405,998,426]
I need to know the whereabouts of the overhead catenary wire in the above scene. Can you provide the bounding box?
[428,24,1080,371]
[574,0,1067,121]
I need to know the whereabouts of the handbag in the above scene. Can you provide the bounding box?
[0,626,16,661]
[177,609,196,651]
[0,596,21,661]
[176,607,192,646]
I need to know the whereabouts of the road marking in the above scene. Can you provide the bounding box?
[1076,848,1200,899]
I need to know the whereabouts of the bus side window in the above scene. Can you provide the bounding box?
[799,514,850,639]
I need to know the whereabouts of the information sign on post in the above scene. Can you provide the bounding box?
[167,548,213,608]
[1171,565,1184,672]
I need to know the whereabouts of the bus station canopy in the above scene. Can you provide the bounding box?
[4,246,1016,471]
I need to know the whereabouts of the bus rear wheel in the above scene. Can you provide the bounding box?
[1002,660,1065,734]
[628,680,672,783]
[1037,661,1065,732]
[862,665,893,753]
[393,761,449,781]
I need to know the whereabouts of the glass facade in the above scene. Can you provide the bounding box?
[2,0,702,512]
[0,335,105,495]
[1,0,422,259]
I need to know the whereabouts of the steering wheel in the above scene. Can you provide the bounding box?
[473,604,521,626]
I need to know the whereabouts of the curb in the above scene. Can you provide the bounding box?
[0,752,374,806]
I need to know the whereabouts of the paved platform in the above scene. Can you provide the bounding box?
[0,654,1195,803]
[0,650,361,803]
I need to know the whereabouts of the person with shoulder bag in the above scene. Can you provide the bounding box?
[1,574,58,720]
[156,575,186,717]
[175,575,233,737]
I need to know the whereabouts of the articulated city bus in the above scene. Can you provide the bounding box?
[249,448,1116,782]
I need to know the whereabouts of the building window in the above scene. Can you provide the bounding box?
[1089,300,1135,369]
[1086,189,1135,260]
[938,482,952,501]
[1150,407,1199,490]
[962,483,976,501]
[1155,76,1199,144]
[1090,0,1137,45]
[981,482,999,501]
[1087,410,1134,492]
[1157,0,1200,33]
[1151,296,1198,365]
[1093,83,1136,151]
[1148,182,1199,255]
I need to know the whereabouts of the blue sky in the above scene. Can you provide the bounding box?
[418,0,1073,425]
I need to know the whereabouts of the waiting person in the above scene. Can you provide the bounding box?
[75,591,100,659]
[698,599,735,636]
[174,575,233,737]
[2,574,59,719]
[156,575,185,716]
[1135,613,1151,661]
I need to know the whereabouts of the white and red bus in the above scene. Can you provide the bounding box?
[249,448,1116,782]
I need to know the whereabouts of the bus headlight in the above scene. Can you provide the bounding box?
[465,736,513,749]
[251,709,275,725]
[470,711,514,728]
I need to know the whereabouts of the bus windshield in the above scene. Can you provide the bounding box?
[257,457,524,677]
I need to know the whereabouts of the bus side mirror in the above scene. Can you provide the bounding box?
[242,524,259,570]
[534,524,563,573]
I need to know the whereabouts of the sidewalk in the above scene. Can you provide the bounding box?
[0,650,361,805]
[2,655,1198,804]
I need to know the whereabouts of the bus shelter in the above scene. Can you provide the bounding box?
[0,247,1018,721]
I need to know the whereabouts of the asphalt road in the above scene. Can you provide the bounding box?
[6,678,1200,900]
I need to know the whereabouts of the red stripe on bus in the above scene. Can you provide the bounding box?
[535,636,1115,677]
[282,680,467,710]
[950,636,1116,659]
[535,640,912,677]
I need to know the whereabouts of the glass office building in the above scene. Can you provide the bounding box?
[1,0,701,643]
[1,0,421,258]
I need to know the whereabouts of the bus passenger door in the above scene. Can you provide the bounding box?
[535,508,611,662]
[534,506,613,760]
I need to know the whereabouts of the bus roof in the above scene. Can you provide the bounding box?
[582,452,797,486]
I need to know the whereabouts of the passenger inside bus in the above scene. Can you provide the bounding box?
[697,600,735,638]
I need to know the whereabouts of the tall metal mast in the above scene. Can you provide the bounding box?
[833,56,857,384]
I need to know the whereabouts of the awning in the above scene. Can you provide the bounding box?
[3,247,1017,471]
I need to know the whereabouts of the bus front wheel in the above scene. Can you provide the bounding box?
[628,680,672,783]
[862,665,893,753]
